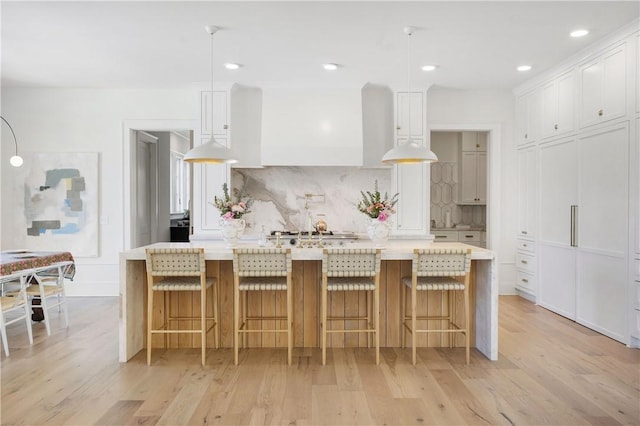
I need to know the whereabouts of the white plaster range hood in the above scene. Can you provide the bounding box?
[260,87,364,166]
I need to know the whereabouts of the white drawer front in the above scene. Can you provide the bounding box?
[458,231,481,242]
[516,270,536,294]
[516,252,536,274]
[517,239,536,253]
[433,231,458,242]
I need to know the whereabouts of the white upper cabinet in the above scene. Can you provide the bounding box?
[541,69,575,139]
[201,91,229,137]
[579,42,627,128]
[515,89,542,145]
[457,132,487,204]
[396,92,424,137]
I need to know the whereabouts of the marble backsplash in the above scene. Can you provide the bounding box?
[231,167,391,235]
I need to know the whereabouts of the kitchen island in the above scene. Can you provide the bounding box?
[119,241,497,362]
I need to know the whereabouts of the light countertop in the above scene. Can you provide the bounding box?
[120,240,495,261]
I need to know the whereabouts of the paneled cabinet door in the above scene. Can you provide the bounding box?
[579,43,627,128]
[541,70,575,139]
[396,92,424,137]
[394,160,427,234]
[200,137,229,231]
[458,151,486,204]
[201,91,229,137]
[575,123,629,342]
[517,146,537,239]
[538,137,578,319]
[516,89,542,145]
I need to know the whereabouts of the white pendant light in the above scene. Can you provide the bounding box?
[184,25,237,164]
[381,27,438,165]
[1,115,24,167]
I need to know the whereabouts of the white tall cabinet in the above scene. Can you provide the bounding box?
[392,91,429,236]
[515,26,638,345]
[192,88,231,237]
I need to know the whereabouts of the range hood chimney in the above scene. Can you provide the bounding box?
[260,87,364,166]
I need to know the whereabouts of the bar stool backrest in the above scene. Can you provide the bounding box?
[413,248,471,277]
[323,248,381,277]
[233,248,291,277]
[145,248,205,277]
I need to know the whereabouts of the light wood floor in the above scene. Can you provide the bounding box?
[1,296,638,425]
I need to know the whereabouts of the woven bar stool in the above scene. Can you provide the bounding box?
[321,248,381,365]
[145,248,218,366]
[401,248,472,365]
[232,248,293,365]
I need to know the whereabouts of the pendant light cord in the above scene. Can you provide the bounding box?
[0,115,19,156]
[210,30,215,136]
[406,29,412,143]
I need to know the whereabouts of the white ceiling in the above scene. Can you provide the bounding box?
[2,1,638,91]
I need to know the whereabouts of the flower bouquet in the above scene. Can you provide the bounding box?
[214,182,253,220]
[357,180,398,222]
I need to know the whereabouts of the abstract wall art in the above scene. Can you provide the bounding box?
[16,153,99,257]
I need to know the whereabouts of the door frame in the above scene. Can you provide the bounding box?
[428,123,501,253]
[122,119,196,250]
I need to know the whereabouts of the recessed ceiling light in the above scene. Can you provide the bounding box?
[224,63,240,70]
[517,65,532,72]
[323,63,339,71]
[421,65,437,72]
[570,29,589,38]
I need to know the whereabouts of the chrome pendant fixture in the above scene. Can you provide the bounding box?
[381,27,438,165]
[184,25,237,164]
[1,115,23,167]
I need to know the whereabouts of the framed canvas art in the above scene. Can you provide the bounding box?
[15,152,99,257]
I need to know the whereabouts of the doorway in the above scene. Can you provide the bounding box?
[428,124,501,252]
[123,119,196,250]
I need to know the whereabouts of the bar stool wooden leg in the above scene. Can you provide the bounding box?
[234,276,240,366]
[321,276,328,366]
[287,275,293,366]
[411,276,417,366]
[374,277,380,366]
[147,277,153,366]
[212,282,219,349]
[200,282,206,367]
[464,278,470,365]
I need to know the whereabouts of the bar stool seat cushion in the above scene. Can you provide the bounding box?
[151,276,215,291]
[401,276,465,291]
[238,276,288,291]
[327,277,376,291]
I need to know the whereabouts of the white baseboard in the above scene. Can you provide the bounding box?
[65,281,118,297]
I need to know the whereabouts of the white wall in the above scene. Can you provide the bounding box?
[1,88,195,296]
[427,88,517,294]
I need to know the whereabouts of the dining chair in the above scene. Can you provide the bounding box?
[0,270,35,356]
[401,248,472,365]
[145,248,218,366]
[321,248,381,365]
[232,248,292,365]
[27,261,74,335]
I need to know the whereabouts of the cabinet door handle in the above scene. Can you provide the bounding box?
[571,205,578,247]
[554,124,558,130]
[223,124,229,130]
[598,109,603,116]
[465,235,474,238]
[396,125,401,130]
[521,260,528,264]
[522,230,528,235]
[435,235,446,239]
[524,133,528,139]
[523,243,527,247]
[522,278,529,283]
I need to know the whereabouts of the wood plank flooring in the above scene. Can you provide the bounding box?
[1,296,638,425]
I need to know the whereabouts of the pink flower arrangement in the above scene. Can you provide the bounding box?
[214,183,253,220]
[357,180,398,222]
